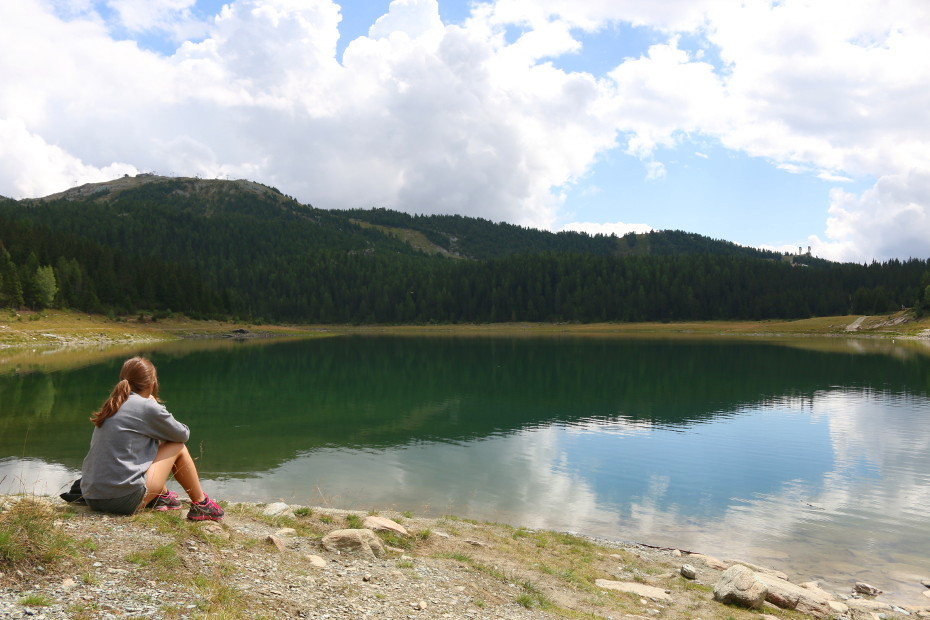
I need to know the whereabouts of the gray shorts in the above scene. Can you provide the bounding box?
[85,485,147,515]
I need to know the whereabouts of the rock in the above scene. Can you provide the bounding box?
[846,598,892,612]
[827,600,849,614]
[200,523,230,539]
[60,578,76,591]
[433,531,450,539]
[275,527,297,537]
[671,549,682,557]
[363,516,409,537]
[321,529,385,558]
[680,564,696,580]
[305,554,327,568]
[262,502,294,517]
[412,600,427,610]
[760,615,780,620]
[594,579,673,602]
[266,535,286,552]
[755,572,833,617]
[854,582,882,596]
[712,565,767,609]
[724,559,789,581]
[924,591,930,600]
[798,581,836,601]
[464,539,488,548]
[691,553,728,570]
[921,579,930,588]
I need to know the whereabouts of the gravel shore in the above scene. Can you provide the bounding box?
[2,495,929,620]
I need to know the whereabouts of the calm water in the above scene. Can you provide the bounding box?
[2,336,929,604]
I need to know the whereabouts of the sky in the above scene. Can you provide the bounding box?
[1,0,929,263]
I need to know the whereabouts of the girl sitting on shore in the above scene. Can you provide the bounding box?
[80,356,224,520]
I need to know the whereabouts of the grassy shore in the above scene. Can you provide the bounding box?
[3,308,929,373]
[4,308,930,346]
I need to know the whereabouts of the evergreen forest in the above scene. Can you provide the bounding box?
[1,176,929,324]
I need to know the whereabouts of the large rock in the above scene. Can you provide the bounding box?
[713,565,768,609]
[363,516,409,537]
[322,529,385,558]
[726,559,789,581]
[755,572,833,617]
[594,579,673,602]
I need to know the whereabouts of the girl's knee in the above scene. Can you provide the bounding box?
[154,441,187,460]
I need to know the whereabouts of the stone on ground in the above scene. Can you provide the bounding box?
[854,581,882,596]
[691,553,728,570]
[594,579,673,602]
[680,564,696,580]
[712,564,768,609]
[266,534,285,552]
[262,502,294,518]
[363,515,409,537]
[305,554,327,568]
[322,528,386,558]
[755,572,834,617]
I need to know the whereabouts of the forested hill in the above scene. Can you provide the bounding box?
[0,175,927,323]
[330,208,783,261]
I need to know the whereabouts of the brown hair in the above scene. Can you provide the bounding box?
[90,356,161,427]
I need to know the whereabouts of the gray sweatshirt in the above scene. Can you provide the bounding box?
[81,393,190,499]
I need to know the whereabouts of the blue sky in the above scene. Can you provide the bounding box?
[1,0,928,261]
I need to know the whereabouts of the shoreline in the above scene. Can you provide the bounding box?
[2,494,928,619]
[3,309,930,371]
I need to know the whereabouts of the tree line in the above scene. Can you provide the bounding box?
[1,179,928,323]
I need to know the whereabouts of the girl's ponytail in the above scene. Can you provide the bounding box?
[89,357,159,427]
[90,379,131,427]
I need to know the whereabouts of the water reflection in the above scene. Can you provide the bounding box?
[2,336,930,604]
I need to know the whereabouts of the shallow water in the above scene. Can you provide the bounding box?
[2,336,929,605]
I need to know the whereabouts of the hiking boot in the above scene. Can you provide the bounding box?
[187,494,225,521]
[146,490,181,511]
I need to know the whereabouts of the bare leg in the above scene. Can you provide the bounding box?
[138,442,206,510]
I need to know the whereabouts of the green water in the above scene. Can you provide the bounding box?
[2,336,930,604]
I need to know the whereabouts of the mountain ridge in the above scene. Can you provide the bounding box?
[1,175,924,323]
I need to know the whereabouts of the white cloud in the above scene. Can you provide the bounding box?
[560,220,652,237]
[0,118,137,198]
[106,0,198,33]
[810,171,930,262]
[1,0,929,259]
[644,160,666,181]
[816,172,853,183]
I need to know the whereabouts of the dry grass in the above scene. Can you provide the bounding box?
[0,497,77,573]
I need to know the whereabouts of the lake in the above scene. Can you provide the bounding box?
[2,335,929,605]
